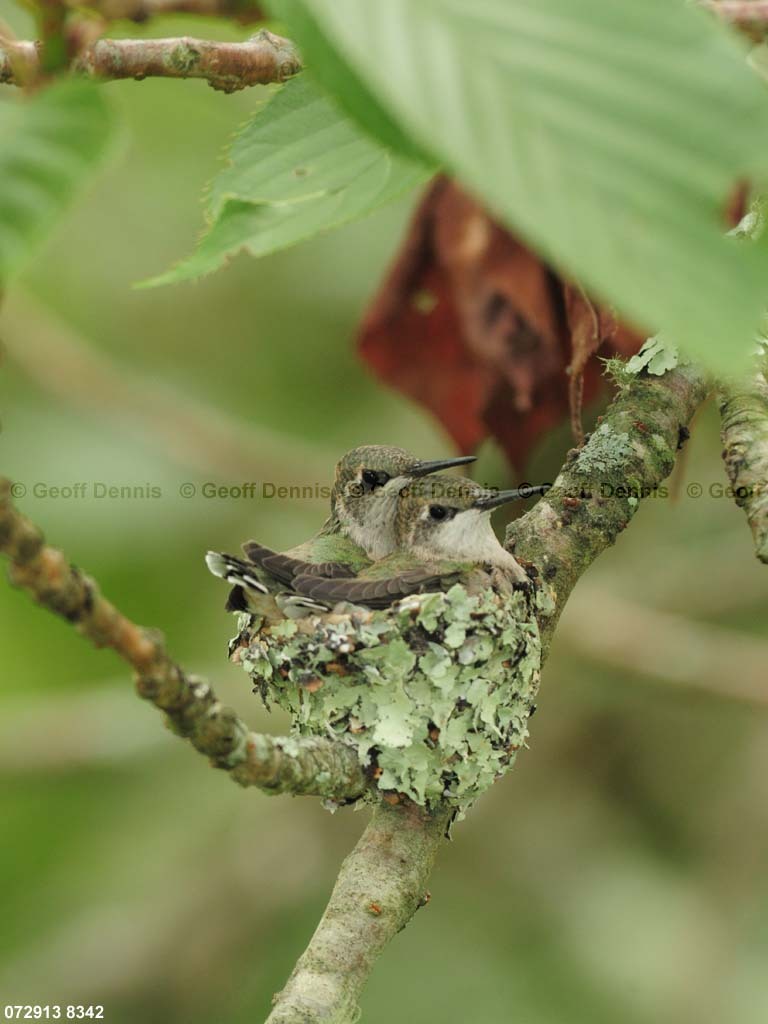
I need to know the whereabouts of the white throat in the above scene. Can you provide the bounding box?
[336,479,404,559]
[418,510,526,579]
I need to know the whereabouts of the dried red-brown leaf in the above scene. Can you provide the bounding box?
[358,177,645,470]
[723,179,750,229]
[563,285,641,443]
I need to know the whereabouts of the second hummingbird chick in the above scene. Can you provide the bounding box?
[206,445,475,614]
[289,476,549,609]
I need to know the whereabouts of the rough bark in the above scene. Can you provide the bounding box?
[718,363,768,563]
[266,801,449,1024]
[0,30,300,91]
[506,363,711,646]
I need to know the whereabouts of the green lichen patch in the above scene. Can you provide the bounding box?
[626,336,680,376]
[606,336,682,390]
[233,586,542,813]
[572,423,635,477]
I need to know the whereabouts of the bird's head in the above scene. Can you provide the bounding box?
[332,445,476,558]
[395,475,550,565]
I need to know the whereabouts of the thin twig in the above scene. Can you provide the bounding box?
[0,478,368,801]
[0,29,300,91]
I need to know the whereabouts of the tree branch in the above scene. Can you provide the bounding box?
[231,733,367,798]
[718,361,768,563]
[506,362,711,645]
[0,29,300,91]
[267,800,449,1024]
[0,477,367,801]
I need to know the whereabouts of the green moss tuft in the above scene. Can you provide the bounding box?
[603,355,636,391]
[170,42,201,74]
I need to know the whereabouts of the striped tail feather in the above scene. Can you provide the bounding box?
[205,551,269,594]
[205,551,330,618]
[205,550,273,613]
[274,592,332,618]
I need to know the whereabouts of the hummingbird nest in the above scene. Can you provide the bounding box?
[229,585,546,813]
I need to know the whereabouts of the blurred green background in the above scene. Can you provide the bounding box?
[1,9,768,1023]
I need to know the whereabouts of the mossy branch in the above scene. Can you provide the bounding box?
[0,30,300,92]
[266,800,449,1024]
[718,360,768,563]
[506,362,711,647]
[0,477,367,801]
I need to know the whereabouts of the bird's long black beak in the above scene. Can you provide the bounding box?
[472,484,550,510]
[408,455,476,478]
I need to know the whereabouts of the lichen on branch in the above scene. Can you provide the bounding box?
[507,360,710,644]
[718,359,768,563]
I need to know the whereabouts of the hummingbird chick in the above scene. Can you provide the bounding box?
[289,476,550,609]
[205,445,475,614]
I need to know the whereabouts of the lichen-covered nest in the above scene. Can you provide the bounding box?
[230,585,544,812]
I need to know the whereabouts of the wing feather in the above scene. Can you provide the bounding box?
[291,568,449,609]
[242,540,355,585]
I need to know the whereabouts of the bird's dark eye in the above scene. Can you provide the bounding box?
[361,469,390,492]
[429,505,448,521]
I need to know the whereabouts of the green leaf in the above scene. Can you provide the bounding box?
[146,74,432,286]
[292,0,768,373]
[266,0,432,164]
[0,81,113,282]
